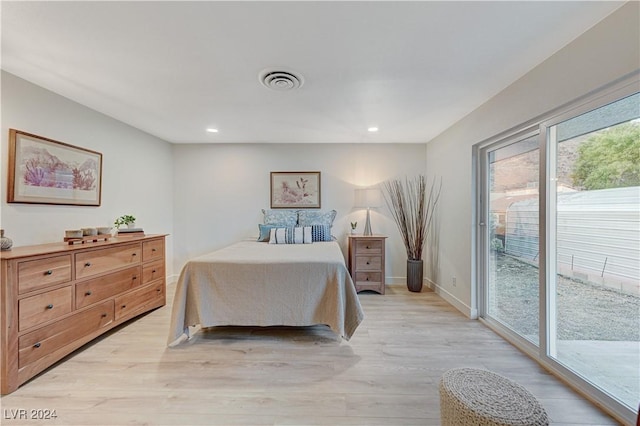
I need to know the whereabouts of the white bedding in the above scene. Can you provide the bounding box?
[168,240,364,345]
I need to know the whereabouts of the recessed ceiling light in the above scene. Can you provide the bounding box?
[368,127,379,132]
[206,128,219,133]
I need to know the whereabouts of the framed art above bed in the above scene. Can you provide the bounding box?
[270,171,320,209]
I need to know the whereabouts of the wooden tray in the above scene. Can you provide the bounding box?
[64,235,110,245]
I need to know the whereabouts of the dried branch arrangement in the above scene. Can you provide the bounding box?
[381,175,442,260]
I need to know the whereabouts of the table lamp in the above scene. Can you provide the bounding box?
[354,188,381,236]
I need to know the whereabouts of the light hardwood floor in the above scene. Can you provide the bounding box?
[0,282,619,425]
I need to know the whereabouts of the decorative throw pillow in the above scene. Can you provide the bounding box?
[269,226,313,244]
[310,224,332,242]
[297,210,337,227]
[257,224,276,242]
[262,209,297,227]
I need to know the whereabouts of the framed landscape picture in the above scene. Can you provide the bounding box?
[270,171,321,209]
[7,129,102,206]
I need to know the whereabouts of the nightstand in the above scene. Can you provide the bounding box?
[348,235,387,294]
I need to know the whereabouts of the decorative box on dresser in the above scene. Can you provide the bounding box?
[348,235,387,294]
[0,234,167,394]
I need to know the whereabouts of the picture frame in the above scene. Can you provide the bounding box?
[270,171,321,209]
[7,129,103,206]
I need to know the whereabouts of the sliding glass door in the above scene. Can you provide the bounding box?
[546,92,640,410]
[483,133,540,345]
[478,81,639,421]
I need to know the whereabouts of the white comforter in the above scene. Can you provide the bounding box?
[168,240,364,345]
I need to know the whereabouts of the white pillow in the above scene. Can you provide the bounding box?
[269,226,313,244]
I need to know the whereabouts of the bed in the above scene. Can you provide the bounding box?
[168,240,364,345]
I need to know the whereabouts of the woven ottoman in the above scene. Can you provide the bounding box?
[439,368,549,426]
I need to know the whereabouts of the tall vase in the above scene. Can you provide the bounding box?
[406,259,423,292]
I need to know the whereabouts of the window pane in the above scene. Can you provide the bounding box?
[487,135,540,344]
[549,93,640,409]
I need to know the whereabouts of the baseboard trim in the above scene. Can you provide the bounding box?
[427,278,478,319]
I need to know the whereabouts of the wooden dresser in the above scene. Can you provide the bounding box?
[0,234,166,394]
[348,235,387,294]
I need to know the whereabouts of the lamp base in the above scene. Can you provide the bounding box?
[363,208,373,236]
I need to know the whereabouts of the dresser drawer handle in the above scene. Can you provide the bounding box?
[46,304,54,309]
[152,269,156,274]
[121,305,126,309]
[33,342,41,348]
[132,253,137,257]
[85,291,92,296]
[152,248,157,252]
[156,288,161,292]
[366,246,370,249]
[85,262,92,267]
[366,261,370,265]
[44,270,53,275]
[132,276,137,280]
[366,277,369,281]
[101,313,107,318]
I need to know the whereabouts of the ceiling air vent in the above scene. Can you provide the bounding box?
[259,68,304,91]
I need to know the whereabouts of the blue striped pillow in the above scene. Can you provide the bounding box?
[268,226,313,244]
[310,224,332,242]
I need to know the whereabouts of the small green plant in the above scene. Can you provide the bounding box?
[350,221,357,230]
[114,214,136,229]
[490,237,504,253]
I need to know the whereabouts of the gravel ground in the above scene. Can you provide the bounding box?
[488,253,640,341]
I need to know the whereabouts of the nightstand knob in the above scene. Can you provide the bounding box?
[46,304,54,309]
[152,269,156,273]
[366,277,369,281]
[366,261,370,265]
[85,262,92,267]
[33,342,41,348]
[44,270,53,275]
[366,246,370,249]
[85,291,92,296]
[101,313,107,318]
[152,248,157,252]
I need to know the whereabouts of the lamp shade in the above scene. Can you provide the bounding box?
[354,188,382,208]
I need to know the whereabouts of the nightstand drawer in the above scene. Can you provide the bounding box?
[355,239,383,255]
[355,272,382,286]
[355,256,382,271]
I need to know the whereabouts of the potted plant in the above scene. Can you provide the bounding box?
[381,175,441,292]
[114,214,136,229]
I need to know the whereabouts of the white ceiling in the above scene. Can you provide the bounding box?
[1,1,624,144]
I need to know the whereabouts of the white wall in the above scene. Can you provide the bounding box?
[0,71,175,276]
[172,143,426,280]
[425,2,640,317]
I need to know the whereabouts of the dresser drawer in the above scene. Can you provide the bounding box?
[76,243,141,280]
[355,256,382,271]
[19,286,72,331]
[355,239,383,255]
[18,255,72,294]
[18,300,114,368]
[115,281,164,321]
[143,239,164,262]
[142,260,164,284]
[75,266,141,309]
